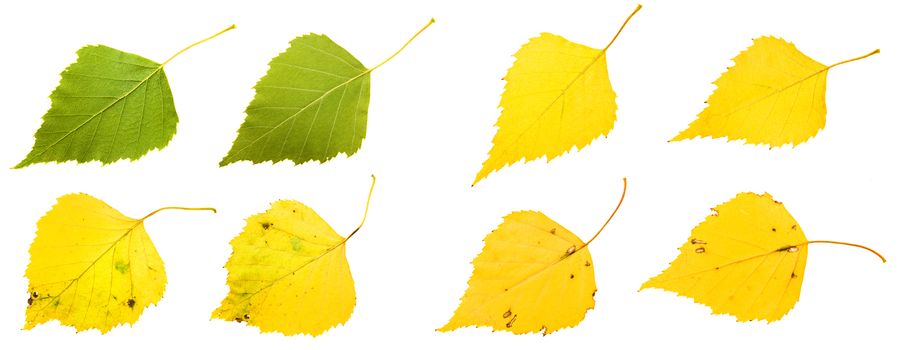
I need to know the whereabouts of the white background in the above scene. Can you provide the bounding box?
[0,0,902,348]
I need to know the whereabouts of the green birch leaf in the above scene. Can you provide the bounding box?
[220,19,434,166]
[15,25,234,169]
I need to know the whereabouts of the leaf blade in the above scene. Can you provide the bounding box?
[440,211,596,334]
[641,192,808,322]
[213,200,356,336]
[220,34,371,166]
[16,45,177,168]
[25,194,167,333]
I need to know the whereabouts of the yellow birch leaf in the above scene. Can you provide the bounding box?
[212,176,375,336]
[24,194,215,333]
[440,178,626,334]
[641,192,885,322]
[473,5,641,185]
[671,36,879,147]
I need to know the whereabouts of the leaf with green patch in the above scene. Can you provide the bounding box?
[15,25,235,168]
[220,19,433,166]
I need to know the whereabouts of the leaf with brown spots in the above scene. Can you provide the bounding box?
[24,194,215,333]
[439,179,626,335]
[212,176,375,336]
[641,192,885,322]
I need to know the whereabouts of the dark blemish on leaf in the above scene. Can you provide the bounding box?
[234,317,243,323]
[506,314,517,328]
[791,224,797,230]
[550,228,556,234]
[31,291,38,298]
[592,290,597,297]
[791,272,798,279]
[771,227,777,232]
[569,274,574,279]
[585,261,591,267]
[695,247,706,253]
[261,222,271,230]
[504,288,509,292]
[503,309,512,318]
[244,314,250,320]
[27,297,33,305]
[127,298,135,308]
[691,238,707,245]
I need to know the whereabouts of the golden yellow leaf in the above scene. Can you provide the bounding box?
[473,5,641,185]
[212,176,375,336]
[440,179,626,334]
[641,192,885,322]
[672,36,879,147]
[25,194,215,333]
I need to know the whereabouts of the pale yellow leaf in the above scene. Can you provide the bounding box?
[473,5,641,185]
[672,36,879,147]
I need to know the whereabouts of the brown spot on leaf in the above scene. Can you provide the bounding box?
[791,224,798,230]
[506,314,517,328]
[771,227,777,232]
[244,314,250,320]
[585,261,591,267]
[31,291,38,298]
[791,272,798,279]
[695,247,706,253]
[27,297,33,305]
[550,228,557,234]
[234,317,243,323]
[690,238,707,245]
[127,298,136,308]
[503,309,512,318]
[569,274,575,279]
[261,222,271,230]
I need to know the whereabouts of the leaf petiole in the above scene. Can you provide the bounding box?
[161,24,236,66]
[366,18,435,74]
[576,177,627,252]
[803,240,886,263]
[139,206,217,222]
[603,4,642,52]
[344,174,377,242]
[826,49,880,70]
